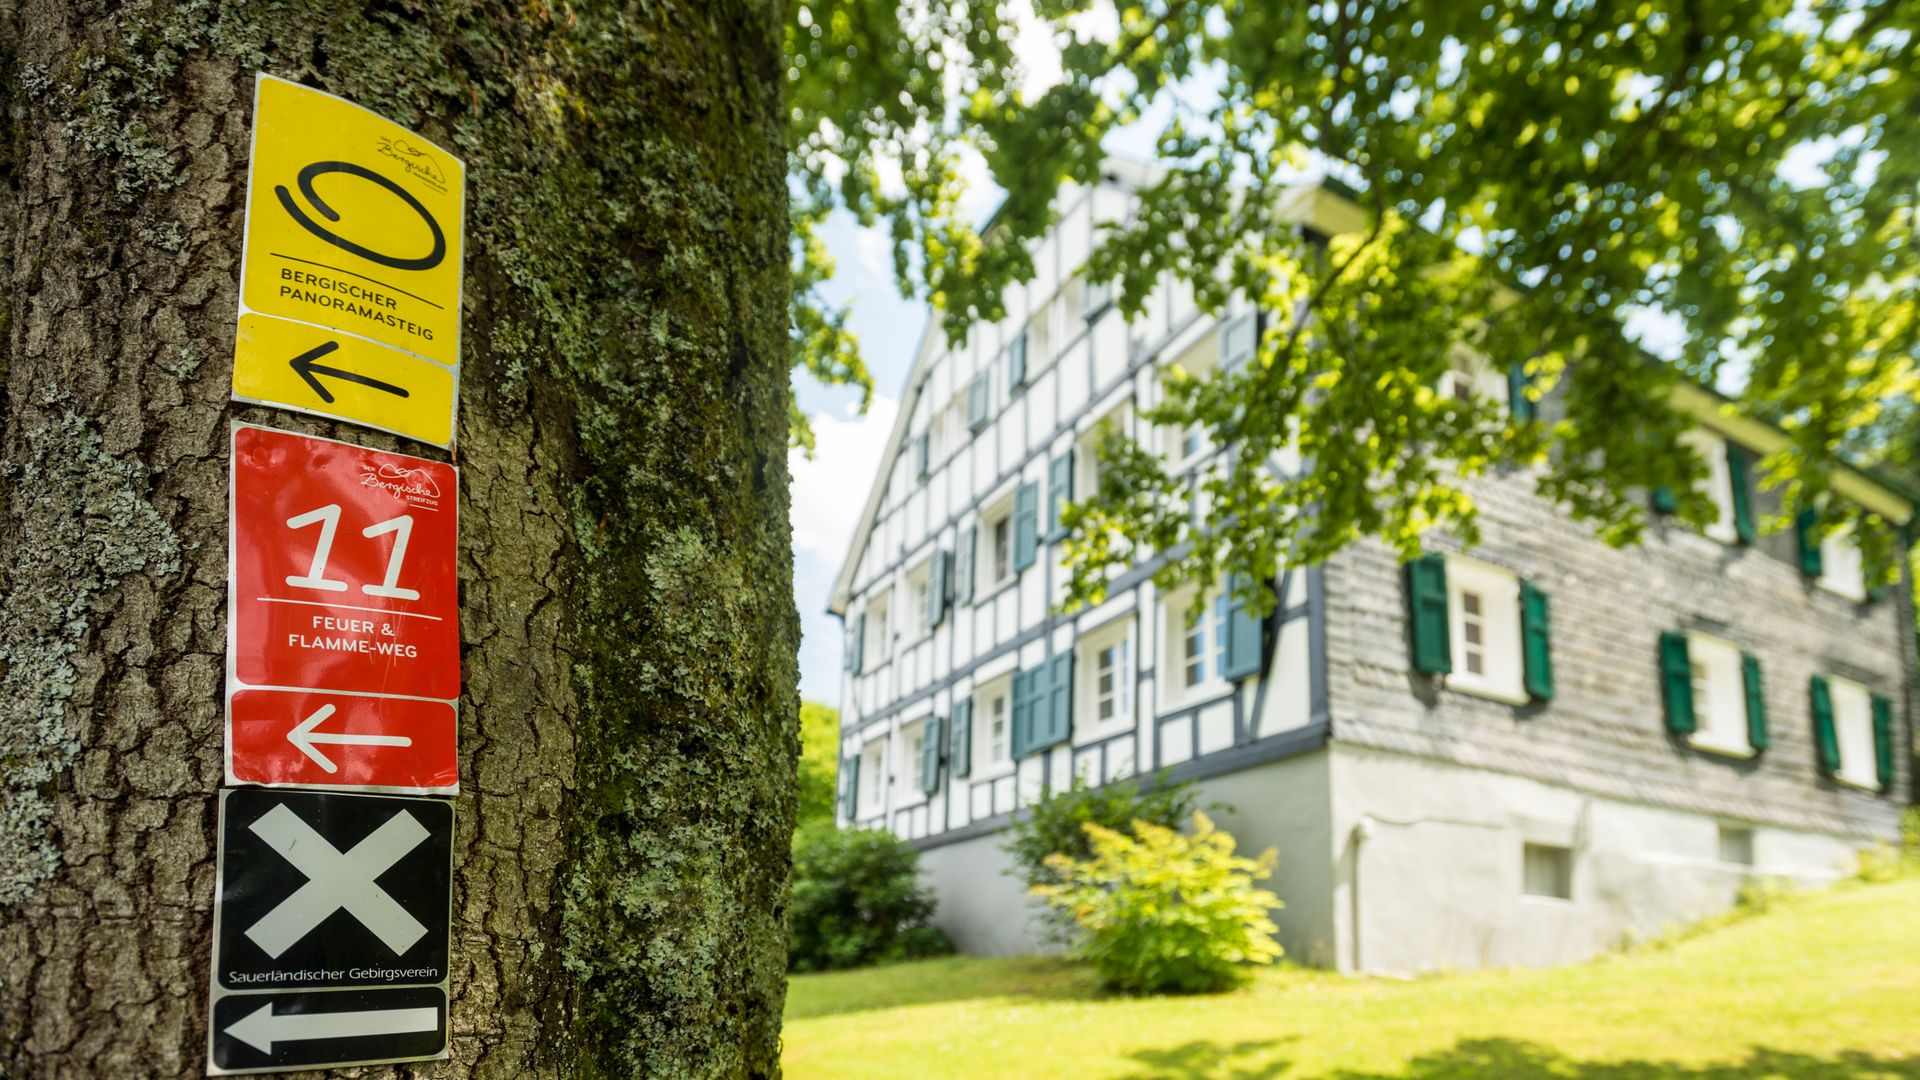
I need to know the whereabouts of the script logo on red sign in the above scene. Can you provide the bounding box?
[227,424,459,793]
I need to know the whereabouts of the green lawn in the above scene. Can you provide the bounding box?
[783,876,1920,1079]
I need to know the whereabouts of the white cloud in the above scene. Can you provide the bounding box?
[852,223,892,278]
[790,395,899,568]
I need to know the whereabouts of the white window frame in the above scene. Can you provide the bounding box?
[902,557,934,645]
[1078,401,1129,498]
[1437,349,1508,407]
[1828,676,1879,790]
[857,736,888,819]
[897,718,930,805]
[972,676,1015,779]
[1443,556,1527,705]
[1679,428,1740,544]
[1026,305,1053,377]
[1075,617,1134,743]
[1683,632,1754,758]
[1163,588,1225,708]
[1817,524,1868,602]
[865,589,893,667]
[978,491,1017,598]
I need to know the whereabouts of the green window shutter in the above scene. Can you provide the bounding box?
[913,432,929,480]
[1034,653,1073,752]
[1659,631,1695,735]
[1046,451,1073,541]
[1651,486,1678,514]
[840,754,859,820]
[1520,580,1554,701]
[1741,652,1768,752]
[950,699,972,779]
[956,526,976,603]
[967,374,990,430]
[1012,482,1039,571]
[1872,693,1895,791]
[849,613,865,675]
[1796,510,1824,576]
[920,715,943,795]
[1008,332,1028,389]
[1221,573,1265,681]
[1809,676,1840,776]
[1405,555,1452,675]
[1507,361,1537,423]
[1726,444,1757,544]
[1010,670,1033,759]
[926,551,948,629]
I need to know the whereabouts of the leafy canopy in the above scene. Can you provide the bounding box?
[786,1,1918,605]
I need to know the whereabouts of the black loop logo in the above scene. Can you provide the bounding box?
[275,161,447,272]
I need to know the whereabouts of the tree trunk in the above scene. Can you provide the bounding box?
[0,2,798,1076]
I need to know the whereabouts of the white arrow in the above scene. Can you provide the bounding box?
[226,1002,438,1054]
[287,704,413,773]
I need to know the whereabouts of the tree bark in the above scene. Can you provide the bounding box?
[0,2,798,1077]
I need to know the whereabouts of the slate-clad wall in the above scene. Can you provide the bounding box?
[1321,463,1912,842]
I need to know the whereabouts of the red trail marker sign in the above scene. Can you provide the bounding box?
[226,424,459,793]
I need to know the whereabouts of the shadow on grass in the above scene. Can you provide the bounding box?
[1117,1038,1920,1080]
[1118,1038,1294,1079]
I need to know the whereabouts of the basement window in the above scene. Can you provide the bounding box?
[1522,843,1573,900]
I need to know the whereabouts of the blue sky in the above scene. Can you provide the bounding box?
[788,211,925,706]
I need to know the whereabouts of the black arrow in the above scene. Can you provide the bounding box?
[288,341,410,405]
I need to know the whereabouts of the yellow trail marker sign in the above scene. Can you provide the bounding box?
[232,74,464,447]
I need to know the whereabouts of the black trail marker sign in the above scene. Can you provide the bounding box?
[208,787,453,1075]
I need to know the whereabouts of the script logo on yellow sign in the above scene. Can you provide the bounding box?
[233,74,465,447]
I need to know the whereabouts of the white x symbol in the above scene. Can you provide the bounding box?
[244,803,430,958]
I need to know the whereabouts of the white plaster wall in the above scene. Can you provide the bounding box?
[1326,743,1872,975]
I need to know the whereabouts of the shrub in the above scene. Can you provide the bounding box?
[1003,773,1200,938]
[1032,811,1283,994]
[789,823,952,972]
[794,701,841,833]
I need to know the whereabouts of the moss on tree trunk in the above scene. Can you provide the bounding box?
[0,1,798,1076]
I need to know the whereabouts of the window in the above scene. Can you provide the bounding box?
[904,562,931,637]
[1026,307,1051,376]
[976,506,1015,593]
[1076,620,1133,737]
[865,591,892,665]
[986,689,1010,767]
[857,737,887,817]
[1522,843,1573,900]
[1825,677,1881,789]
[1082,275,1114,318]
[1686,634,1753,756]
[1718,825,1754,867]
[1818,525,1867,601]
[901,720,928,798]
[1444,558,1525,703]
[1078,405,1128,499]
[1165,591,1223,702]
[1460,590,1487,676]
[1659,631,1763,756]
[1437,351,1506,405]
[1679,429,1741,544]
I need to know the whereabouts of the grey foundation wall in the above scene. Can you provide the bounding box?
[916,750,1336,962]
[1327,743,1872,974]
